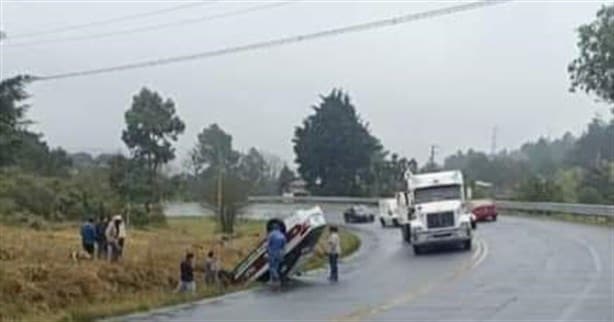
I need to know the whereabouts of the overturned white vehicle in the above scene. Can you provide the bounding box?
[399,170,475,255]
[230,206,327,284]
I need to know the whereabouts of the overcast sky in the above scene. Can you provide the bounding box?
[1,0,611,169]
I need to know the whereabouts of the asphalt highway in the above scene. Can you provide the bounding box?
[118,206,613,322]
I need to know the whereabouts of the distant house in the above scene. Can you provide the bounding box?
[283,179,310,197]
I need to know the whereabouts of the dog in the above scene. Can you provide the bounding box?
[69,249,92,262]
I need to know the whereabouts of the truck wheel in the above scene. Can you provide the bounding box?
[380,218,386,228]
[413,245,423,255]
[392,219,399,227]
[492,215,497,222]
[463,239,472,251]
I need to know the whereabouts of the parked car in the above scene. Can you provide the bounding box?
[343,205,375,223]
[471,199,498,222]
[378,198,400,227]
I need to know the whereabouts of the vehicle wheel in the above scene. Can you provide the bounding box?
[392,219,399,227]
[370,215,375,222]
[413,245,423,255]
[492,215,497,221]
[463,239,472,251]
[380,218,386,228]
[344,214,350,223]
[471,220,477,230]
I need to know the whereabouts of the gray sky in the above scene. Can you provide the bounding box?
[1,1,611,169]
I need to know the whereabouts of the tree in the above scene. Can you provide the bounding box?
[0,75,32,166]
[238,148,268,185]
[192,123,240,176]
[293,89,383,196]
[192,124,246,233]
[121,87,185,202]
[568,4,614,104]
[201,172,249,233]
[277,165,296,194]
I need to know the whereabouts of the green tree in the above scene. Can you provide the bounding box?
[238,148,268,186]
[277,164,296,194]
[121,87,185,202]
[514,176,564,202]
[108,154,151,205]
[192,124,246,233]
[568,4,614,104]
[0,75,32,166]
[192,123,240,176]
[293,89,383,196]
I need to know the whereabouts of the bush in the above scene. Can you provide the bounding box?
[577,187,604,204]
[0,169,123,223]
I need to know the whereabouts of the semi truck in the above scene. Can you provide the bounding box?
[398,170,475,255]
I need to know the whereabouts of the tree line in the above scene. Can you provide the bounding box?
[443,4,614,204]
[0,81,293,231]
[1,3,611,230]
[442,112,613,203]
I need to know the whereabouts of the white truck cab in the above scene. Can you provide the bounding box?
[399,170,474,254]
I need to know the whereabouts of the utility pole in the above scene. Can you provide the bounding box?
[428,145,439,169]
[490,126,498,157]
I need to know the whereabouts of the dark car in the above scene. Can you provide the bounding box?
[343,205,375,223]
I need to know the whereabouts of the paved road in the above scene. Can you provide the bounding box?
[120,208,613,322]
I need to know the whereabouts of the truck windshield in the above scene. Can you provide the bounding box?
[414,184,461,204]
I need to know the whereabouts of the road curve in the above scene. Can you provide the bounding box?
[116,208,613,322]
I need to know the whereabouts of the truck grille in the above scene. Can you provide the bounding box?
[426,211,454,228]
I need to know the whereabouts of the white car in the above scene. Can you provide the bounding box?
[378,198,400,227]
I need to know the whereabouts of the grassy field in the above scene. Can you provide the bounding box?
[0,217,360,322]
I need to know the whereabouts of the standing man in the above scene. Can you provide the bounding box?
[105,215,123,262]
[80,218,97,258]
[266,224,286,290]
[95,216,109,259]
[204,250,219,287]
[116,215,127,259]
[327,225,341,282]
[177,252,196,293]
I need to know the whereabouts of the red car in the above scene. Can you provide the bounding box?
[471,200,498,222]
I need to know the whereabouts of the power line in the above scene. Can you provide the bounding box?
[32,0,510,82]
[7,2,212,40]
[5,2,293,48]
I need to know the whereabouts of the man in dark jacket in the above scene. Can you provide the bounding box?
[95,216,108,259]
[177,252,196,293]
[80,218,97,257]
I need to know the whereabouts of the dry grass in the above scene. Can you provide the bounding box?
[0,218,360,322]
[0,217,263,322]
[303,228,361,271]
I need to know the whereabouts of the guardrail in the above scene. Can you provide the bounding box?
[495,201,614,217]
[248,196,379,205]
[248,196,613,217]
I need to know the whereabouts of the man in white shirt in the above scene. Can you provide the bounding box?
[327,225,341,282]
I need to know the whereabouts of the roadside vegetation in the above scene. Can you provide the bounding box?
[442,5,613,204]
[0,217,360,322]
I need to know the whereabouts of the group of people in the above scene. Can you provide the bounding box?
[175,224,341,293]
[176,250,221,293]
[80,215,127,262]
[266,224,341,290]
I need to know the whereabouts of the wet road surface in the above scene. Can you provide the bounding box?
[117,207,613,322]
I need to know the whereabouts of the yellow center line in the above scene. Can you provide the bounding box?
[330,237,488,322]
